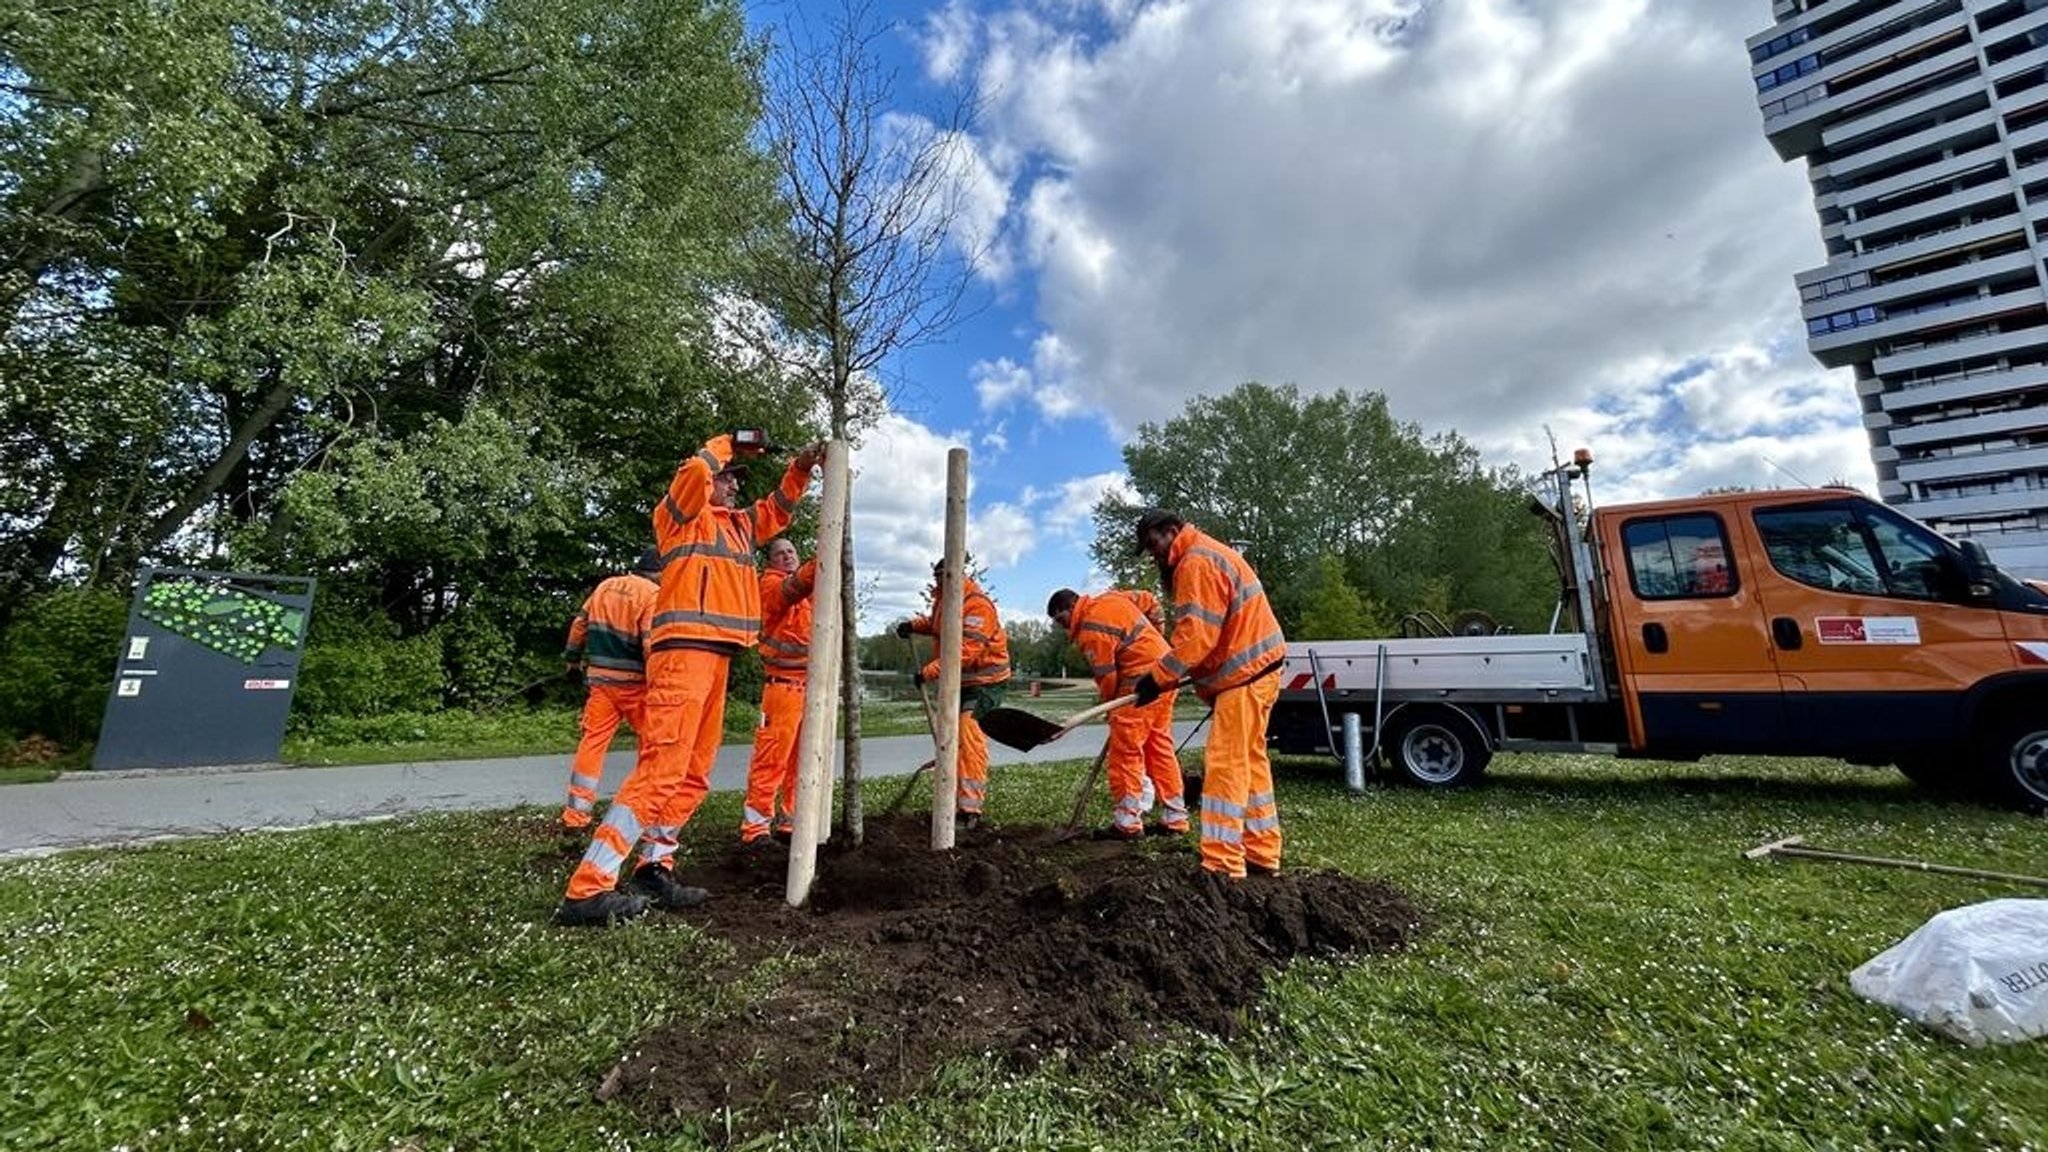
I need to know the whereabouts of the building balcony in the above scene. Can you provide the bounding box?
[1873,308,2048,375]
[1880,360,2048,412]
[1810,285,2046,367]
[1889,404,2048,449]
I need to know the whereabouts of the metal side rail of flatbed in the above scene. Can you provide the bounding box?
[1278,633,1603,704]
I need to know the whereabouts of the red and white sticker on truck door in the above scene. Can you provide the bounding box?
[1815,616,1921,645]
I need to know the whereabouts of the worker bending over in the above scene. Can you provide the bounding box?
[1047,587,1189,838]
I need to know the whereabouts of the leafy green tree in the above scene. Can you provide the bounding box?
[1291,554,1390,640]
[2,0,794,707]
[1092,382,1557,634]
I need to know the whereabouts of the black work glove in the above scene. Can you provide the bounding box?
[564,663,584,684]
[894,620,913,639]
[1132,673,1162,706]
[910,667,928,686]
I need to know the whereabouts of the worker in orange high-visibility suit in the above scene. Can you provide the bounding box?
[741,537,817,844]
[555,432,825,927]
[1130,509,1288,881]
[895,560,1011,829]
[1047,587,1188,839]
[558,547,664,833]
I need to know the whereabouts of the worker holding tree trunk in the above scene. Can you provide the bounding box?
[1130,509,1287,881]
[740,538,817,845]
[555,431,824,928]
[896,559,1011,829]
[1047,587,1189,839]
[557,547,664,833]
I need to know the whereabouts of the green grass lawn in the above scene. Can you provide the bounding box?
[3,754,2043,1149]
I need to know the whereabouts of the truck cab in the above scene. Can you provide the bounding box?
[1598,487,2048,808]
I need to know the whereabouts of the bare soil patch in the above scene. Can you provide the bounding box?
[581,813,1423,1138]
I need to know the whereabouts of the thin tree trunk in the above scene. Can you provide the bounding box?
[837,513,864,844]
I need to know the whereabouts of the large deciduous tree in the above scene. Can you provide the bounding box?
[1091,383,1558,635]
[1,0,788,688]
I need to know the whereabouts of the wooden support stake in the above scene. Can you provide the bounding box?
[787,441,849,907]
[931,448,968,850]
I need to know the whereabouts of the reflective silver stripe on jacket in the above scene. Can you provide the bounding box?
[653,608,761,633]
[1194,632,1286,690]
[658,537,756,568]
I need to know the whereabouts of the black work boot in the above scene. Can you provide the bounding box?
[552,890,650,928]
[631,865,709,910]
[955,811,983,832]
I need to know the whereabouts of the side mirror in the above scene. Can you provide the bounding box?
[1956,540,1997,599]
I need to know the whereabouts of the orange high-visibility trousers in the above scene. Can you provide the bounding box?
[561,682,645,829]
[957,709,990,814]
[1106,688,1186,834]
[564,647,730,900]
[1198,672,1281,878]
[741,680,804,842]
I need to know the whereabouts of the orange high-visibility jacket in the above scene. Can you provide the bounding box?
[910,577,1012,688]
[758,558,817,682]
[1066,591,1170,702]
[648,435,810,653]
[1108,587,1165,632]
[1149,527,1286,699]
[564,572,659,684]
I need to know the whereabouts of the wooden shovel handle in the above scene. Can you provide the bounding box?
[1047,678,1189,742]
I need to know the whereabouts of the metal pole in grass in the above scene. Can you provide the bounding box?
[787,441,849,907]
[931,448,968,850]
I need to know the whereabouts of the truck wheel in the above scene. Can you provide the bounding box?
[1386,707,1491,789]
[1979,713,2048,813]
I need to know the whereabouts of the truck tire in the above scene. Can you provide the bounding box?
[1385,706,1491,789]
[1978,712,2048,813]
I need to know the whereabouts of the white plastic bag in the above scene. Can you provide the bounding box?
[1849,898,2048,1046]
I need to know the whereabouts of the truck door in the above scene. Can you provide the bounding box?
[1609,510,1786,752]
[1745,498,2011,759]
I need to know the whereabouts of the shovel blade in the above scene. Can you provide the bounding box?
[978,706,1065,751]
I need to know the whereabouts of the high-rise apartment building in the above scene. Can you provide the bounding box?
[1752,0,2048,578]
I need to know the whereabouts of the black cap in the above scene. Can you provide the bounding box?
[1132,507,1182,553]
[634,547,663,574]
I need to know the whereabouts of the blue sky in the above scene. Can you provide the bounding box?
[742,0,1875,632]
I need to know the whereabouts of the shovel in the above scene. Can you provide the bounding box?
[881,649,944,818]
[980,679,1187,752]
[1744,836,2048,888]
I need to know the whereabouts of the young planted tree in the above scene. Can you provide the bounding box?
[752,0,982,843]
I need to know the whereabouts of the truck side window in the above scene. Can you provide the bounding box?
[1623,514,1734,599]
[1754,505,1911,598]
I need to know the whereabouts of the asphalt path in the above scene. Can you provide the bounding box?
[0,722,1212,859]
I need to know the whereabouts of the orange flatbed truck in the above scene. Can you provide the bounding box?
[1269,451,2048,811]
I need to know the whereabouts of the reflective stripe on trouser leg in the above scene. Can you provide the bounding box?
[1139,689,1187,828]
[957,709,989,814]
[1198,674,1278,878]
[1241,672,1282,871]
[564,798,646,901]
[639,649,731,870]
[741,681,803,841]
[1105,705,1152,832]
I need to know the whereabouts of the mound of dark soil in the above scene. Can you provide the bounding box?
[595,814,1422,1136]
